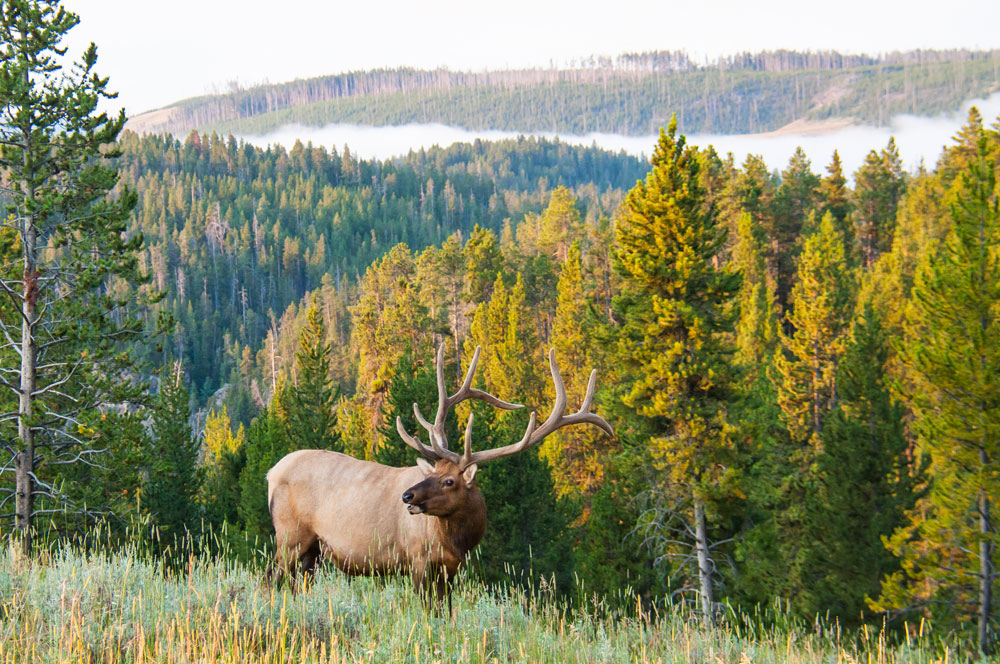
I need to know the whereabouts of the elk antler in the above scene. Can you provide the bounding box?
[464,348,614,465]
[396,346,615,469]
[396,345,522,465]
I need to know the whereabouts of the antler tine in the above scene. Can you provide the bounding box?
[412,402,436,439]
[447,345,482,408]
[462,413,474,465]
[468,410,537,465]
[467,388,523,411]
[433,344,449,425]
[531,348,569,441]
[579,369,615,437]
[581,369,598,411]
[396,416,440,461]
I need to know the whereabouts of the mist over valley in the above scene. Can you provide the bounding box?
[233,90,1000,176]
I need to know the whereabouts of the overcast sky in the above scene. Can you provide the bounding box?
[61,0,1000,117]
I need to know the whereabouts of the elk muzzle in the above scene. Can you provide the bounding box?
[402,485,426,514]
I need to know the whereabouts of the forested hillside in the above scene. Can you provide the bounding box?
[128,49,1000,137]
[4,3,1000,657]
[118,132,645,397]
[98,106,1000,653]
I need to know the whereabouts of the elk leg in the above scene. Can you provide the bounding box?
[299,540,322,588]
[419,563,451,616]
[412,563,437,610]
[270,531,316,594]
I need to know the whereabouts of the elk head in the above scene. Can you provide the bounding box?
[396,344,615,512]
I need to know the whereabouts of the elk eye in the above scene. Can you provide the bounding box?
[443,478,455,487]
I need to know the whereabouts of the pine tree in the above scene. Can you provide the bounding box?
[416,231,465,368]
[614,118,741,622]
[543,242,610,497]
[718,153,780,305]
[537,186,582,262]
[774,147,820,303]
[766,211,855,615]
[732,213,779,376]
[203,406,245,466]
[853,138,907,268]
[774,211,854,443]
[375,348,441,468]
[464,224,504,303]
[875,128,1000,654]
[238,381,292,542]
[289,299,340,451]
[819,150,854,255]
[0,0,148,551]
[148,362,201,545]
[350,243,430,453]
[460,273,569,586]
[816,300,917,622]
[200,406,245,534]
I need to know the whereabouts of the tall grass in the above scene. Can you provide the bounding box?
[0,535,972,663]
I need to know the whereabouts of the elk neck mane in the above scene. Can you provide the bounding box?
[432,486,487,558]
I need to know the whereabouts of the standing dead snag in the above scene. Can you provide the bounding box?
[266,344,614,607]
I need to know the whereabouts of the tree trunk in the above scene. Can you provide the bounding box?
[979,461,993,655]
[16,213,37,555]
[693,497,716,626]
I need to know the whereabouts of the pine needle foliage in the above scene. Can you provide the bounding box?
[875,126,1000,655]
[614,118,741,620]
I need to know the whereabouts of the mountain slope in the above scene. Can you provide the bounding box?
[128,49,1000,138]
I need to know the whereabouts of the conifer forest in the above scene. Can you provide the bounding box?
[1,1,999,661]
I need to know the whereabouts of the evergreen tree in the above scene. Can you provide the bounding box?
[289,299,340,451]
[732,213,779,376]
[543,242,611,498]
[416,231,466,367]
[816,301,918,622]
[572,444,669,604]
[614,118,741,622]
[875,128,1000,654]
[200,406,246,534]
[819,150,854,255]
[773,147,820,303]
[349,243,431,453]
[774,211,854,442]
[853,138,907,268]
[765,211,855,615]
[375,349,440,468]
[464,224,505,303]
[461,274,569,587]
[537,186,582,262]
[46,411,153,543]
[148,362,201,545]
[238,381,292,542]
[0,0,148,551]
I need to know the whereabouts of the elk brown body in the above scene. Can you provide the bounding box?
[267,452,484,596]
[266,345,613,606]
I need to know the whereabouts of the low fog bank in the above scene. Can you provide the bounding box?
[238,92,1000,177]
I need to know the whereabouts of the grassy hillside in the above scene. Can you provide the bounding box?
[127,49,1000,138]
[0,539,966,663]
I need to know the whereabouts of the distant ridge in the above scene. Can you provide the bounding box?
[128,49,1000,138]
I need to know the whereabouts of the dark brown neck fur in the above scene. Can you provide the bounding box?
[434,487,487,559]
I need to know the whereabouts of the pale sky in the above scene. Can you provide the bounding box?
[61,0,1000,117]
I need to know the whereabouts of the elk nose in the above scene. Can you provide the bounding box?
[402,491,414,504]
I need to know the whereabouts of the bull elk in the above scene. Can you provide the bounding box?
[266,345,613,606]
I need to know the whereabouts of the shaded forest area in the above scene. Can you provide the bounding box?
[129,48,1000,137]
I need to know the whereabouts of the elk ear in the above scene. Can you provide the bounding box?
[416,458,435,476]
[462,463,478,487]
